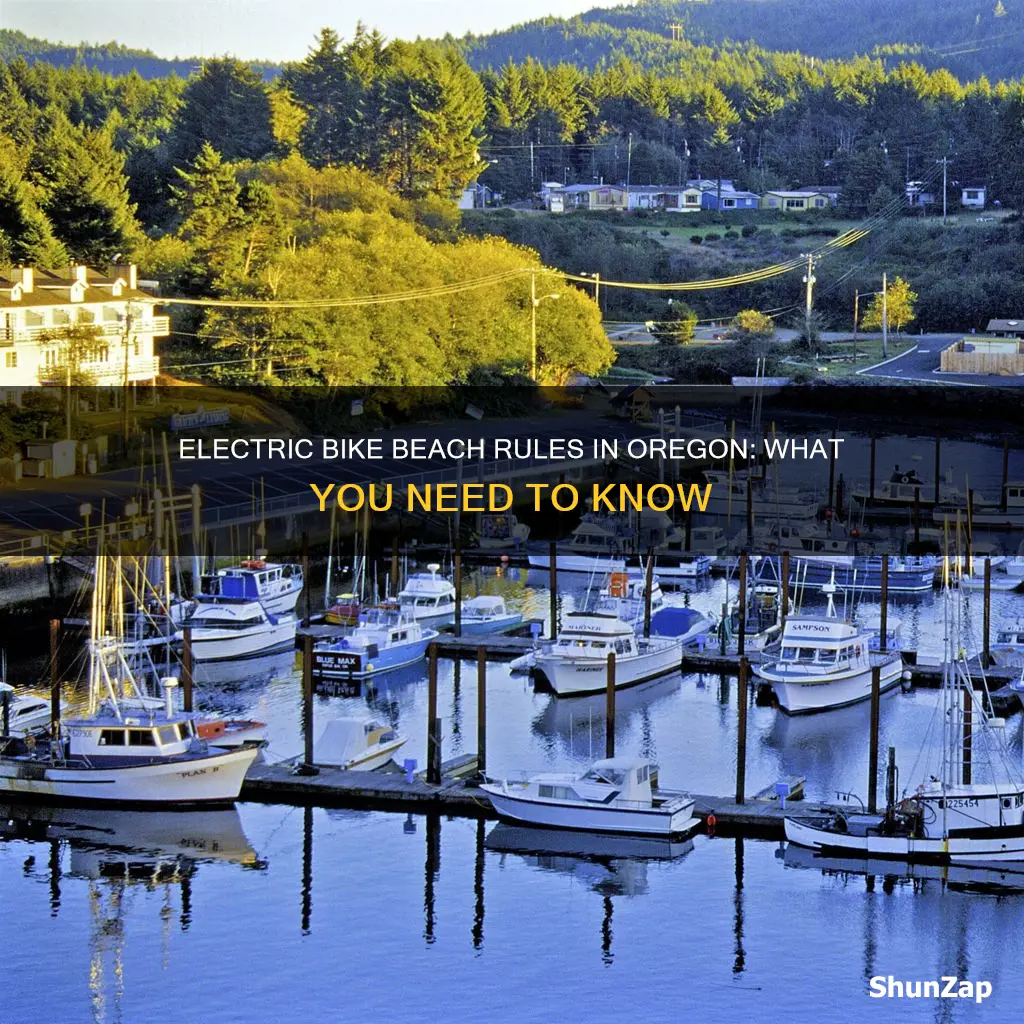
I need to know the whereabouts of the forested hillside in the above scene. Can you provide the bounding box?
[456,0,1024,81]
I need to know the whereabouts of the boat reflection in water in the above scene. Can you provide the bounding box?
[486,823,694,897]
[781,842,1024,896]
[192,648,297,689]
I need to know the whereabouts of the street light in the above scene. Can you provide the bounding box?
[530,271,561,380]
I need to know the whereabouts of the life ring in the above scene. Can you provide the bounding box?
[706,812,717,837]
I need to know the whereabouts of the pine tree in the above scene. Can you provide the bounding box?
[0,148,67,266]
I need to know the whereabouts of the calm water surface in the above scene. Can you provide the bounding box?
[3,569,1024,1023]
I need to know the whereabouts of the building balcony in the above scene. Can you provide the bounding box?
[0,316,170,344]
[37,356,160,386]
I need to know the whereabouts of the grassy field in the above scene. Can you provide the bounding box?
[783,336,916,378]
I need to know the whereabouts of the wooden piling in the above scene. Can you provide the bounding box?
[182,626,194,713]
[1002,438,1010,514]
[780,551,790,634]
[302,633,315,770]
[605,652,616,759]
[301,531,311,629]
[391,543,400,596]
[983,559,992,666]
[49,619,60,739]
[720,602,728,656]
[965,491,973,567]
[736,657,748,805]
[685,506,692,551]
[1,687,10,737]
[868,664,881,813]
[868,436,876,501]
[737,552,748,659]
[827,425,837,514]
[427,642,441,785]
[548,541,558,640]
[745,476,754,543]
[476,646,487,778]
[454,551,463,638]
[643,552,654,639]
[933,437,941,505]
[879,555,889,653]
[913,490,921,545]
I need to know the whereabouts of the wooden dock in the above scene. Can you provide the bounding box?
[241,760,834,838]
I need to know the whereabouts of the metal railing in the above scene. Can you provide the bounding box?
[1,317,170,342]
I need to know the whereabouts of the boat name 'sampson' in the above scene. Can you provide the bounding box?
[787,622,837,634]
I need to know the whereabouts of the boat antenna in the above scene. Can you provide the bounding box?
[822,568,838,619]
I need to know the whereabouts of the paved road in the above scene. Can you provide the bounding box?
[858,335,1024,387]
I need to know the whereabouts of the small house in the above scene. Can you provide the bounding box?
[985,318,1024,338]
[610,385,653,422]
[625,185,703,213]
[546,184,627,213]
[760,191,832,212]
[905,182,936,208]
[701,187,760,212]
[961,185,986,209]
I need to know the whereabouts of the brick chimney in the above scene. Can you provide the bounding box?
[11,267,33,293]
[111,262,138,290]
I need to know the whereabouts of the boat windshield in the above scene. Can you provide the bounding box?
[582,767,626,786]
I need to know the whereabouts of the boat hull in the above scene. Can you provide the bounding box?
[533,639,681,697]
[0,745,258,807]
[785,816,1024,865]
[769,556,936,593]
[757,656,903,714]
[459,614,523,635]
[482,786,698,837]
[312,636,433,680]
[188,619,296,662]
[527,553,627,573]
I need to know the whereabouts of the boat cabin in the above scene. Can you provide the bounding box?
[398,566,455,614]
[538,758,656,804]
[183,598,273,631]
[776,617,868,673]
[69,711,198,759]
[462,597,507,619]
[208,561,302,601]
[554,611,639,659]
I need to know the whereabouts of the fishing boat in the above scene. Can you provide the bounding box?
[932,482,1024,530]
[202,559,304,616]
[460,596,522,635]
[656,523,727,560]
[653,552,714,582]
[481,757,699,837]
[600,570,664,624]
[311,606,437,680]
[717,583,788,653]
[531,601,682,696]
[854,465,967,515]
[754,575,903,714]
[648,605,715,646]
[195,718,267,749]
[526,513,633,573]
[0,683,51,736]
[313,717,407,770]
[991,618,1024,668]
[177,597,296,661]
[771,554,937,594]
[397,564,456,627]
[476,513,531,550]
[785,576,1024,866]
[324,593,361,625]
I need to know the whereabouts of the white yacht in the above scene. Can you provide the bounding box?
[481,757,699,837]
[754,577,903,714]
[991,618,1024,668]
[933,482,1024,530]
[476,513,531,550]
[785,581,1024,867]
[855,465,966,513]
[460,596,522,635]
[657,523,727,560]
[203,559,304,616]
[397,564,456,627]
[527,512,635,573]
[178,597,296,661]
[313,717,407,770]
[312,606,437,679]
[0,682,51,736]
[531,602,682,696]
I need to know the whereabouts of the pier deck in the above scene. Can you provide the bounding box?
[241,761,835,838]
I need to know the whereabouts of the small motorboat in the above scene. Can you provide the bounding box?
[460,596,522,635]
[178,598,296,662]
[202,559,304,616]
[991,618,1024,667]
[195,718,267,749]
[0,682,52,736]
[313,717,407,770]
[481,757,699,837]
[312,606,437,680]
[476,513,530,550]
[325,593,361,626]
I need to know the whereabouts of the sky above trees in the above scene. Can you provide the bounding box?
[3,0,597,60]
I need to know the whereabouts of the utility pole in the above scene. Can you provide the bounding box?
[937,156,951,225]
[626,132,633,196]
[530,270,537,380]
[530,141,535,184]
[881,271,888,359]
[852,288,859,366]
[802,253,816,347]
[121,302,134,446]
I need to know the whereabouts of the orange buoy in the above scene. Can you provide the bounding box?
[706,812,717,837]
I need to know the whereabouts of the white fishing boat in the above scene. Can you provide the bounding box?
[312,606,437,679]
[202,559,304,616]
[754,575,903,714]
[397,564,456,627]
[476,513,531,550]
[785,574,1024,867]
[717,583,788,653]
[177,597,296,661]
[933,482,1024,530]
[654,553,714,581]
[460,596,522,635]
[313,717,407,770]
[531,602,682,696]
[481,757,699,837]
[657,523,727,560]
[0,683,51,736]
[855,465,966,513]
[991,618,1024,668]
[526,511,636,572]
[600,570,664,624]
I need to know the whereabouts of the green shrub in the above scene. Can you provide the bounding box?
[690,234,703,245]
[660,229,671,237]
[741,224,758,237]
[704,232,721,241]
[724,230,739,240]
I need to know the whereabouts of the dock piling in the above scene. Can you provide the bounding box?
[933,437,941,506]
[736,657,748,805]
[780,552,790,634]
[643,552,653,639]
[301,633,317,774]
[685,506,692,551]
[745,477,753,542]
[427,642,441,785]
[548,541,558,640]
[868,665,881,813]
[1,687,9,736]
[879,556,889,653]
[737,553,748,659]
[454,551,463,638]
[49,619,60,739]
[913,490,921,545]
[720,602,728,656]
[963,684,973,786]
[476,645,487,779]
[869,436,876,501]
[1002,438,1010,514]
[605,652,616,759]
[182,626,194,712]
[827,424,837,515]
[302,531,311,629]
[983,559,992,666]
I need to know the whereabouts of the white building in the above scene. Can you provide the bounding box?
[961,185,986,209]
[0,264,167,389]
